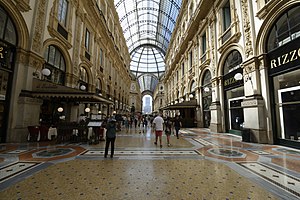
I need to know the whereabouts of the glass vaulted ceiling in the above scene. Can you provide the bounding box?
[115,0,182,93]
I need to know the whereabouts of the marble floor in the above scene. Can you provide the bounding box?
[0,127,299,200]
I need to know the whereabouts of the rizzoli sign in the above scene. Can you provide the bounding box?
[268,37,300,76]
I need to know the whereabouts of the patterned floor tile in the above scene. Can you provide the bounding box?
[0,162,40,182]
[240,162,300,198]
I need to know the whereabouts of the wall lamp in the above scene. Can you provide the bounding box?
[57,107,63,113]
[80,85,86,91]
[85,107,90,113]
[189,93,194,98]
[204,87,210,92]
[234,72,253,86]
[33,68,51,78]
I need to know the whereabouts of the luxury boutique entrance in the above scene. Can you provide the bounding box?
[266,5,300,148]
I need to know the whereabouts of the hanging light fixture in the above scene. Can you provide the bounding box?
[80,85,86,91]
[85,107,90,113]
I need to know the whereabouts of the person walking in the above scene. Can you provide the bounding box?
[104,118,117,158]
[152,112,164,148]
[173,115,182,139]
[164,117,172,146]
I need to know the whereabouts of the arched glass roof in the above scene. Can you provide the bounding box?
[115,0,182,93]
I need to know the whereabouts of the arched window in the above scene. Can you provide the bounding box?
[44,45,66,85]
[267,5,300,52]
[190,80,196,93]
[223,50,242,75]
[202,70,211,86]
[0,6,17,46]
[79,67,88,91]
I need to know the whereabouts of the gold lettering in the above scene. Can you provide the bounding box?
[290,49,297,62]
[277,57,282,66]
[0,47,3,59]
[270,59,277,69]
[282,53,289,65]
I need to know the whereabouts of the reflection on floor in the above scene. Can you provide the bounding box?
[0,127,299,199]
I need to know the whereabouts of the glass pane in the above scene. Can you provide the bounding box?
[0,8,6,39]
[4,19,17,45]
[48,46,55,65]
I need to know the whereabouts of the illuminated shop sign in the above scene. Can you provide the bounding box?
[268,37,300,76]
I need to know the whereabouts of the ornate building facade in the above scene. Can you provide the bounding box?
[164,0,300,148]
[0,0,133,142]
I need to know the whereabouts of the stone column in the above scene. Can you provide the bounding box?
[241,57,269,143]
[209,77,223,132]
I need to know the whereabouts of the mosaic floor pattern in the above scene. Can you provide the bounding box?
[0,128,299,199]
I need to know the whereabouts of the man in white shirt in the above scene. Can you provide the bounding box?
[152,112,164,148]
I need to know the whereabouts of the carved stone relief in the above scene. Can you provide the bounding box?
[210,20,216,76]
[73,13,83,76]
[31,0,47,53]
[241,0,253,58]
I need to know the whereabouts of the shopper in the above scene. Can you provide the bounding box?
[173,115,182,139]
[152,112,164,148]
[165,117,172,146]
[104,118,117,158]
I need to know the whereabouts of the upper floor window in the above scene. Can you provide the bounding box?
[202,32,207,54]
[189,51,193,68]
[0,6,17,45]
[267,5,300,52]
[222,1,231,32]
[181,62,185,76]
[44,45,66,85]
[58,0,68,27]
[85,29,90,52]
[99,48,103,66]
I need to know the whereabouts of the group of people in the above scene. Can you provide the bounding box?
[104,112,182,158]
[152,113,182,148]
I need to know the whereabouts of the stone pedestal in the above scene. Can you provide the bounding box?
[242,96,271,144]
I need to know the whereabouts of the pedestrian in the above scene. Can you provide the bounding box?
[104,118,117,158]
[124,116,129,133]
[152,112,164,148]
[165,117,172,146]
[173,115,182,139]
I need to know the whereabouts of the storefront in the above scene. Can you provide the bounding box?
[266,5,300,147]
[222,50,244,135]
[0,6,17,142]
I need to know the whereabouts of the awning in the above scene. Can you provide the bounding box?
[30,92,113,104]
[22,79,114,104]
[163,99,198,110]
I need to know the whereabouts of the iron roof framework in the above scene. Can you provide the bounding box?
[115,0,182,93]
